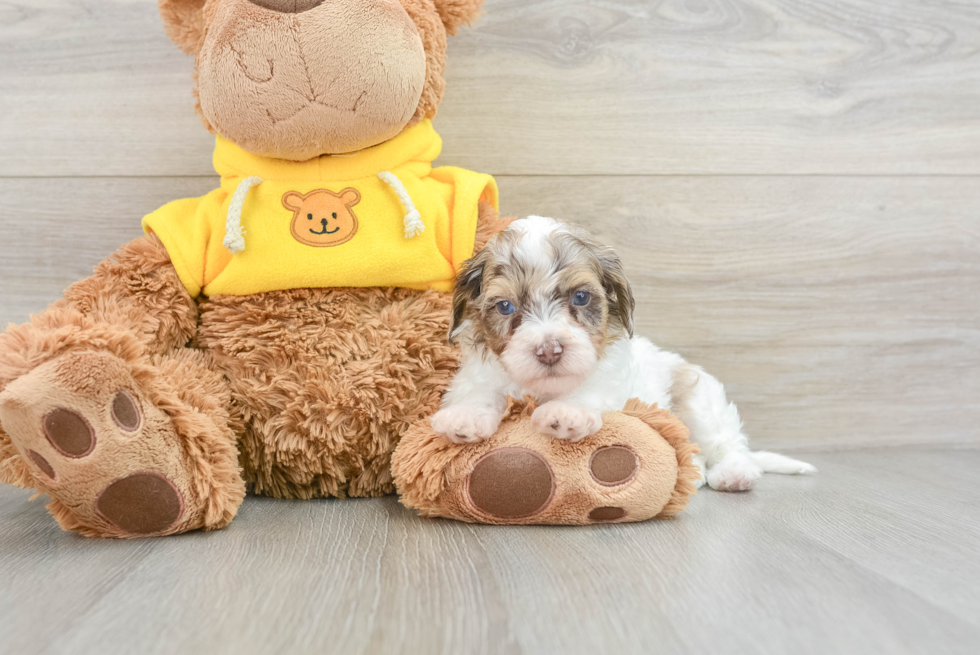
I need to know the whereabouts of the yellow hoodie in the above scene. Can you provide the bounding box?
[142,120,497,297]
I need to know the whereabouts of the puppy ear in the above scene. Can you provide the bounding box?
[597,246,635,337]
[159,0,208,56]
[449,249,488,344]
[432,0,485,36]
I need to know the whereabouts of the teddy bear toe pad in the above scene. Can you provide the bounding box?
[589,445,639,486]
[42,406,96,457]
[466,447,556,519]
[0,351,195,537]
[96,472,183,535]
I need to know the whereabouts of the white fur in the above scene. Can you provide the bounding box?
[433,216,816,491]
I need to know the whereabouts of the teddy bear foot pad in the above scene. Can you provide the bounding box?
[0,351,229,537]
[393,399,700,525]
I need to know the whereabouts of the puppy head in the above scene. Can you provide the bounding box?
[451,216,635,397]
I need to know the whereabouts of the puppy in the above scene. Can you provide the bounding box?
[431,216,816,491]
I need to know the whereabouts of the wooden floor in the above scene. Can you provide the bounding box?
[2,447,978,655]
[2,1,979,653]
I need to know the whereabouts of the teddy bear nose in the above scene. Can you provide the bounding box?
[535,340,563,366]
[247,0,324,14]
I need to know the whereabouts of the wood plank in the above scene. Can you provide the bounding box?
[1,448,979,655]
[0,175,977,449]
[2,0,980,177]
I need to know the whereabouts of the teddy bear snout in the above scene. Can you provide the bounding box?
[248,0,325,14]
[196,0,429,159]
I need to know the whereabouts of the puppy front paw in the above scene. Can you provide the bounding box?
[531,401,602,442]
[431,406,502,444]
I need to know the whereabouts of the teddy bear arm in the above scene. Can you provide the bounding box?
[59,233,199,355]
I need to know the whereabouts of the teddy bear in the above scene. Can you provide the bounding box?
[0,0,699,537]
[0,0,503,538]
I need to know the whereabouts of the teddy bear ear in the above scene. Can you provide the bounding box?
[158,0,208,56]
[432,0,485,36]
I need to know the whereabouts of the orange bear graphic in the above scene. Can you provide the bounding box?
[283,188,361,247]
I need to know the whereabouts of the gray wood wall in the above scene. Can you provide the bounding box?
[1,0,978,450]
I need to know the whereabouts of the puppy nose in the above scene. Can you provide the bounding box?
[535,341,563,366]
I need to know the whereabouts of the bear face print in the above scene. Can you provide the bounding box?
[283,189,361,247]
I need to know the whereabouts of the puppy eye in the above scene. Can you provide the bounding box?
[573,291,591,306]
[496,300,516,315]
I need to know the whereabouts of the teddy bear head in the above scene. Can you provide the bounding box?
[158,0,484,161]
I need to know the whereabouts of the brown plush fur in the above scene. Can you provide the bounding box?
[432,0,484,35]
[198,286,457,498]
[62,233,200,356]
[196,201,507,499]
[392,397,699,524]
[158,0,207,56]
[399,0,449,128]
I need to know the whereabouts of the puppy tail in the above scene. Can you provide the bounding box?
[751,451,817,475]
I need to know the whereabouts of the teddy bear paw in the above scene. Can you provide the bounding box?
[0,351,195,537]
[463,442,643,523]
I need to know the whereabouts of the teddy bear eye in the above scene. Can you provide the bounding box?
[332,212,338,219]
[307,213,313,220]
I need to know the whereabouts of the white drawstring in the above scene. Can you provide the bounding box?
[224,176,264,254]
[378,171,424,238]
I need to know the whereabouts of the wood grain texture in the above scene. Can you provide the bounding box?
[2,176,976,449]
[2,0,980,177]
[1,447,978,655]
